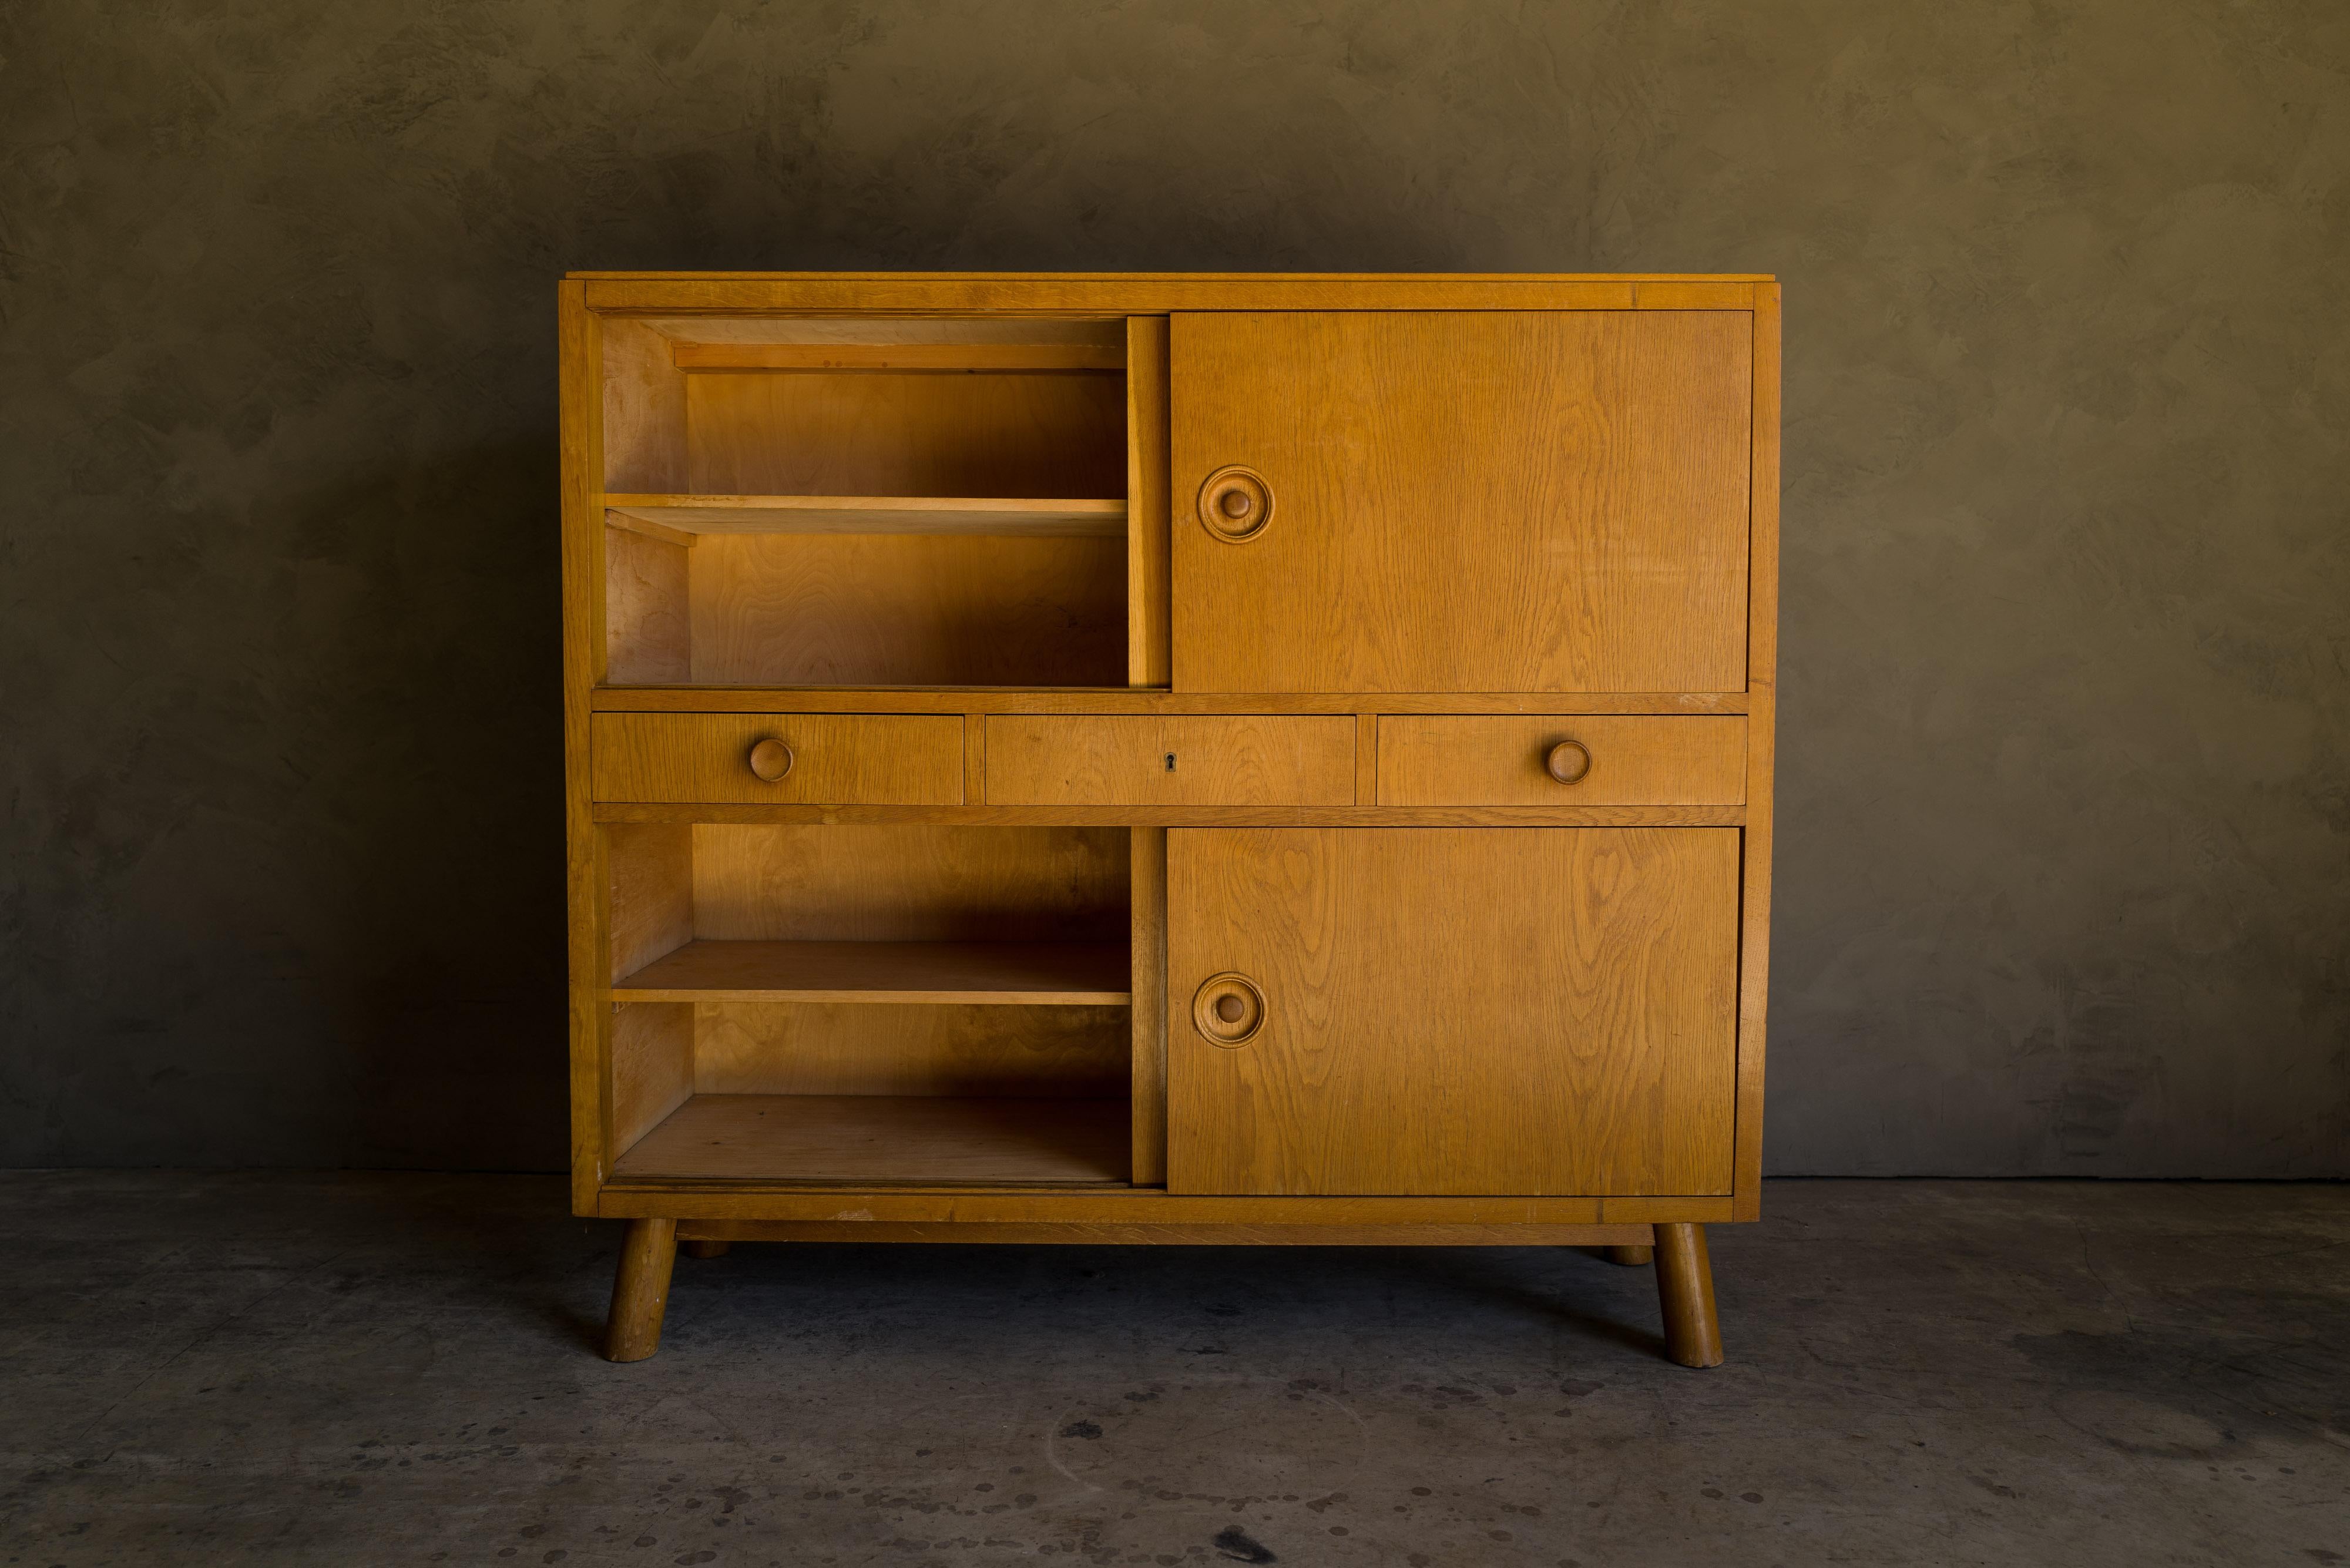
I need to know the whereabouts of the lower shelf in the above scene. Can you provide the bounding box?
[611,1093,1132,1186]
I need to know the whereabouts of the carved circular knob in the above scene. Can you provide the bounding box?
[1546,740,1592,785]
[747,738,795,782]
[1191,972,1265,1047]
[1197,466,1273,542]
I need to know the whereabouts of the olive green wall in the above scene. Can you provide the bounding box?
[3,2,2343,1173]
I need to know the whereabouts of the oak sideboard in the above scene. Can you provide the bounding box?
[561,272,1779,1366]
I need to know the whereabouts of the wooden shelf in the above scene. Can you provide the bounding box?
[606,494,1127,540]
[610,941,1132,1005]
[611,1094,1132,1185]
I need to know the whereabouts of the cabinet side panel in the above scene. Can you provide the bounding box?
[560,284,607,1211]
[611,1002,694,1159]
[1734,284,1781,1221]
[602,318,687,493]
[604,526,691,683]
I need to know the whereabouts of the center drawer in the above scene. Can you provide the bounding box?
[985,716,1355,805]
[592,713,964,803]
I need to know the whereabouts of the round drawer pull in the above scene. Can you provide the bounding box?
[747,738,795,782]
[1546,740,1592,785]
[1197,466,1274,542]
[1191,972,1266,1047]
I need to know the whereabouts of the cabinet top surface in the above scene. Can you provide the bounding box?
[566,270,1776,281]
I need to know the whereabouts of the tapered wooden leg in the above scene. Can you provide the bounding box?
[1604,1244,1654,1266]
[682,1239,731,1260]
[1653,1223,1723,1368]
[605,1218,677,1363]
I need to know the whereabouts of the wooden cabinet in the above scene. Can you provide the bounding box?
[564,273,1778,1371]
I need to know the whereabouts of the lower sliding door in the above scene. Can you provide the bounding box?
[1165,828,1740,1197]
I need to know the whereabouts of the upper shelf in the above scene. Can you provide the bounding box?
[606,494,1127,540]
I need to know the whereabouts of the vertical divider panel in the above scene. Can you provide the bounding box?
[1354,714,1379,804]
[1734,284,1781,1223]
[1126,316,1172,687]
[1129,827,1170,1184]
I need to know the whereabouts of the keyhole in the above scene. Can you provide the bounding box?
[1164,752,1177,771]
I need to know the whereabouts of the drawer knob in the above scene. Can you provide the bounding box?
[747,738,795,782]
[1197,466,1273,542]
[1546,740,1592,784]
[1192,972,1265,1046]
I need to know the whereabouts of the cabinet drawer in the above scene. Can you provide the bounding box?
[1378,716,1745,806]
[985,716,1354,805]
[592,713,964,804]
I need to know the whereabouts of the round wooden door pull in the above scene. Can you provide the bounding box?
[747,738,795,782]
[1192,972,1265,1046]
[1197,466,1273,542]
[1546,740,1592,784]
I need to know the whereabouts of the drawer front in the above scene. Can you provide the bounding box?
[985,716,1355,805]
[1378,716,1745,806]
[592,713,963,804]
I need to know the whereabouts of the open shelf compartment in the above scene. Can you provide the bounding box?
[603,821,1137,1186]
[599,314,1137,687]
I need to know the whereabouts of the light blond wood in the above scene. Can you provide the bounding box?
[610,1002,693,1162]
[686,532,1124,687]
[1378,716,1747,805]
[605,1217,676,1362]
[1654,1223,1724,1367]
[592,713,964,805]
[612,1094,1131,1185]
[603,528,691,685]
[605,510,697,549]
[1735,283,1781,1225]
[690,824,1129,942]
[640,315,1126,348]
[561,283,609,1213]
[1130,827,1169,1185]
[605,1188,1619,1224]
[593,689,1751,716]
[599,317,686,493]
[678,1221,1655,1246]
[1635,282,1755,308]
[1126,316,1172,687]
[612,940,1130,1004]
[1167,828,1740,1196]
[1170,310,1750,694]
[605,822,691,982]
[607,494,1126,536]
[684,368,1124,498]
[583,276,1723,313]
[1600,1195,1736,1223]
[603,803,1747,829]
[984,716,1355,805]
[673,341,1123,372]
[693,1001,1129,1098]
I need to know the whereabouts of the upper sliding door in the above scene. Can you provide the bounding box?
[1169,311,1751,693]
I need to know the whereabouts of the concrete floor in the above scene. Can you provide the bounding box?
[2,1177,2344,1566]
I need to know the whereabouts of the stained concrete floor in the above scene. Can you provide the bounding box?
[2,1176,2345,1566]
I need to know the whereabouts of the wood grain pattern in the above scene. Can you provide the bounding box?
[560,282,608,1213]
[676,1221,1655,1246]
[1130,827,1169,1184]
[600,803,1747,829]
[1167,828,1740,1196]
[1127,315,1172,687]
[1170,311,1751,693]
[1654,1222,1724,1367]
[673,342,1122,372]
[610,1001,693,1160]
[592,713,964,805]
[1635,283,1755,308]
[599,316,686,493]
[607,495,1126,536]
[605,822,691,983]
[684,368,1125,498]
[602,1188,1624,1224]
[692,1001,1129,1099]
[690,824,1129,943]
[686,532,1124,687]
[984,716,1355,805]
[604,1217,676,1362]
[1378,716,1746,805]
[582,276,1722,314]
[611,1094,1131,1185]
[1734,284,1782,1224]
[640,315,1126,348]
[611,939,1130,1003]
[603,526,691,683]
[593,688,1748,716]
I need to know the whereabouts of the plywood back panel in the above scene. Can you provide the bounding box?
[691,824,1129,943]
[685,532,1124,687]
[684,370,1126,497]
[693,1001,1128,1097]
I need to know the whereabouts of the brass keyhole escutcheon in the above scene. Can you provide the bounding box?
[1197,466,1274,542]
[1546,740,1592,785]
[1192,972,1266,1047]
[747,738,795,782]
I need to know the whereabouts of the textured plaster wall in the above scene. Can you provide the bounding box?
[2,2,2344,1174]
